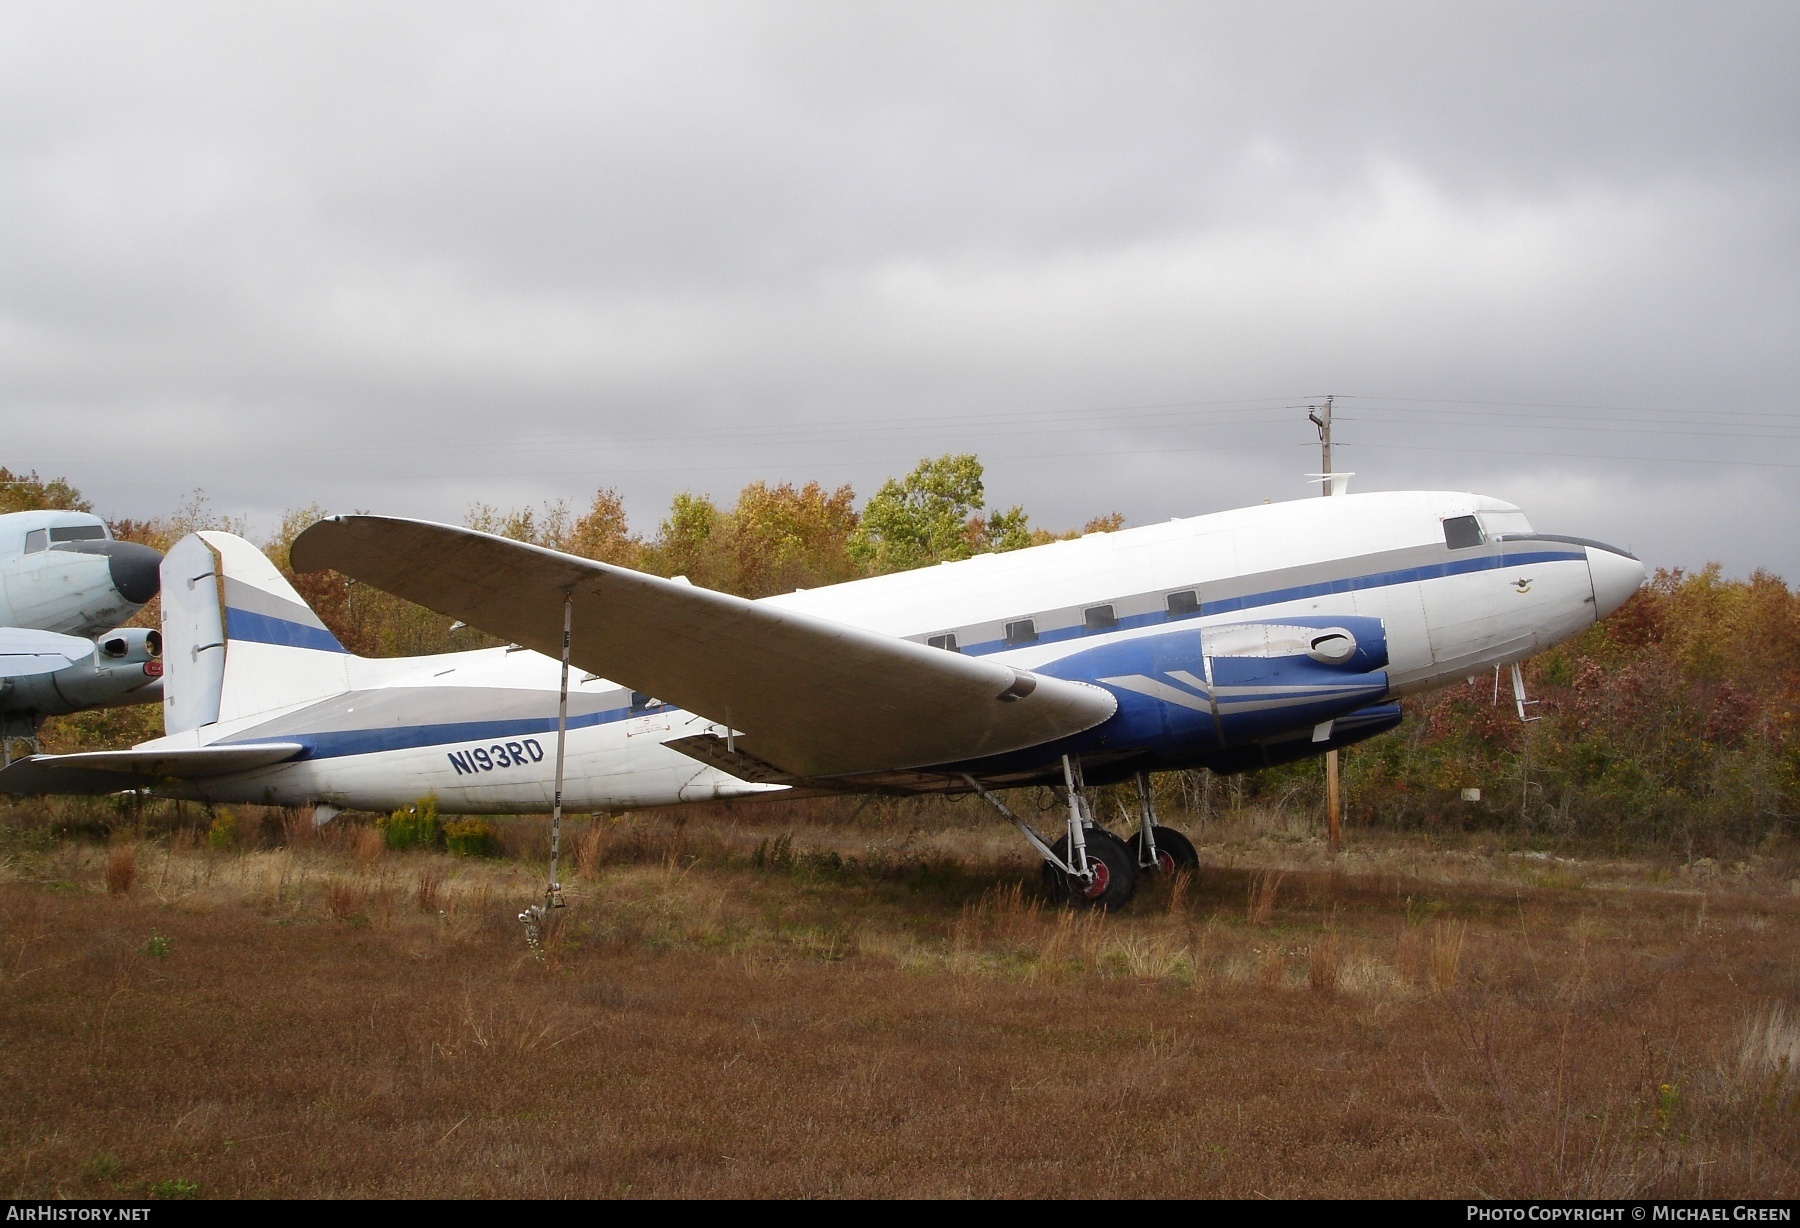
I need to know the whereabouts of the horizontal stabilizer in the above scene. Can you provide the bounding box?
[0,629,95,679]
[291,516,1117,778]
[0,744,305,796]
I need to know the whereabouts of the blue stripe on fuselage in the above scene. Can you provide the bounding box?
[224,705,649,760]
[226,607,349,653]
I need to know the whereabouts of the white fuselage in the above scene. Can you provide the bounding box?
[141,491,1642,813]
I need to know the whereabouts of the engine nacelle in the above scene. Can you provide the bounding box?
[0,626,164,718]
[1044,616,1393,758]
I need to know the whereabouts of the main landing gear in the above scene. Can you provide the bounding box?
[963,758,1201,911]
[1127,770,1199,876]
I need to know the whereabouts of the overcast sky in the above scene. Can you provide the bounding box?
[3,3,1796,576]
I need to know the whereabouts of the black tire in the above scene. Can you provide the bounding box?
[1041,827,1137,910]
[1130,826,1199,875]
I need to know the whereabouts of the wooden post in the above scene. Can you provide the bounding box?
[1326,742,1341,853]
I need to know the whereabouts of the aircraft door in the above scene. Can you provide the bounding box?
[161,535,227,733]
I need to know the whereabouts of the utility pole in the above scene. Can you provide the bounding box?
[1308,396,1342,854]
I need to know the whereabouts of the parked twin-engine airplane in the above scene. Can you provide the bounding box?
[0,509,164,758]
[0,490,1642,907]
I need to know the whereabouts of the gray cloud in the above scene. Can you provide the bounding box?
[2,2,1796,577]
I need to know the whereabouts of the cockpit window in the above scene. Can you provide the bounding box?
[1443,515,1484,550]
[49,525,106,544]
[22,529,46,554]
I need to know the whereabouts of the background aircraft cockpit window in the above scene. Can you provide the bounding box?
[1003,619,1038,646]
[926,633,959,652]
[1165,590,1199,617]
[1443,515,1484,550]
[1083,604,1117,631]
[48,525,107,544]
[23,529,47,554]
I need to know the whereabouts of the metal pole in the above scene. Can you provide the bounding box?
[1310,396,1342,855]
[548,590,573,909]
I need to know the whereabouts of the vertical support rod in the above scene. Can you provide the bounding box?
[548,590,573,908]
[1310,394,1343,856]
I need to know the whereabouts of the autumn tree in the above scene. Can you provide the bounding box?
[0,468,90,515]
[848,454,1034,573]
[640,482,859,597]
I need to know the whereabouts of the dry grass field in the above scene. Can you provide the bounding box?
[4,797,1800,1199]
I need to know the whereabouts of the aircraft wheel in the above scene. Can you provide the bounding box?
[1131,826,1199,875]
[1042,829,1137,910]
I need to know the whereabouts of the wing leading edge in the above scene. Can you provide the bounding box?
[290,515,1116,779]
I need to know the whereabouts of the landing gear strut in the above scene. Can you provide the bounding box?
[963,756,1136,910]
[1126,770,1199,875]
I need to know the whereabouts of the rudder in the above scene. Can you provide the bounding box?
[160,531,352,734]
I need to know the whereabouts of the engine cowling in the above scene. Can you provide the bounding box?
[0,626,164,718]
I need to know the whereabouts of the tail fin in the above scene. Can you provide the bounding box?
[160,531,352,734]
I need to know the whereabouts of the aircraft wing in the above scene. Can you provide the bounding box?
[291,515,1117,779]
[0,744,306,796]
[0,628,95,678]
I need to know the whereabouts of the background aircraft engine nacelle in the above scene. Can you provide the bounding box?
[1046,616,1392,757]
[0,626,164,719]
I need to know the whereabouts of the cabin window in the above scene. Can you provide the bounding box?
[1083,604,1117,631]
[1165,590,1199,617]
[1003,619,1038,646]
[48,525,106,544]
[927,633,960,652]
[1443,515,1484,550]
[22,529,46,554]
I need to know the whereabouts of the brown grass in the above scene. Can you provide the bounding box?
[322,878,367,922]
[3,803,1800,1197]
[104,845,135,897]
[1430,919,1467,994]
[1308,930,1341,995]
[1248,867,1285,925]
[416,866,444,914]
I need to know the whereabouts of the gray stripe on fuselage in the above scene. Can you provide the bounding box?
[1196,542,1461,609]
[222,576,332,632]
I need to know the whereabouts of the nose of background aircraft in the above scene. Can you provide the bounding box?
[1586,543,1644,619]
[106,541,163,604]
[57,538,164,605]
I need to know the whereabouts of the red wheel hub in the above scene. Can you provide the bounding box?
[1077,858,1110,900]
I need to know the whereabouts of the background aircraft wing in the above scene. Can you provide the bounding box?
[291,515,1116,779]
[0,744,307,796]
[0,628,95,678]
